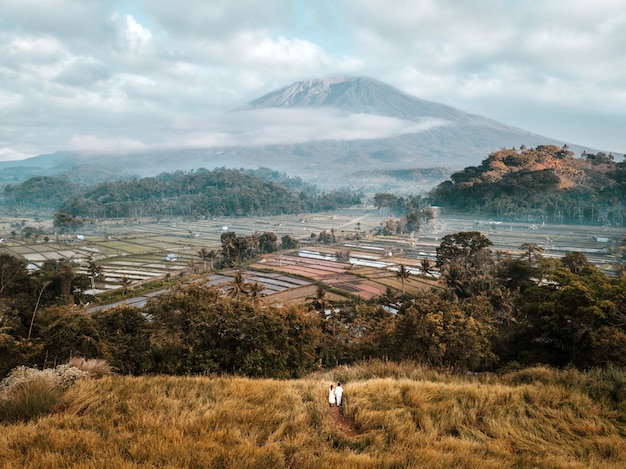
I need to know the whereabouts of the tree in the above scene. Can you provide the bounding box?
[436,232,494,299]
[228,271,249,299]
[395,264,410,295]
[36,259,86,305]
[86,257,103,290]
[281,235,298,250]
[318,231,333,244]
[258,232,278,254]
[520,243,544,264]
[42,311,106,364]
[0,254,29,297]
[308,285,333,313]
[53,211,84,232]
[562,251,591,274]
[373,193,398,212]
[509,264,626,367]
[207,250,218,271]
[197,247,210,271]
[120,275,132,295]
[220,232,237,266]
[247,281,265,306]
[436,231,493,269]
[379,286,400,309]
[420,258,434,277]
[393,292,495,370]
[403,209,420,233]
[145,283,322,377]
[93,306,152,375]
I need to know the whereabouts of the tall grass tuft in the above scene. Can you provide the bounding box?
[0,374,62,423]
[68,357,115,379]
[0,359,111,423]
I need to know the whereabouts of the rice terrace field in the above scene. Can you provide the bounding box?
[0,205,623,307]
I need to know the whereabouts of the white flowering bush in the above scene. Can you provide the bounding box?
[1,364,90,399]
[0,360,112,422]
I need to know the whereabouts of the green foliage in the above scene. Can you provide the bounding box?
[53,211,84,232]
[436,231,494,299]
[1,224,625,378]
[281,234,299,249]
[145,284,322,377]
[393,293,496,370]
[258,231,278,254]
[55,168,362,219]
[41,313,107,364]
[510,263,626,367]
[92,307,152,375]
[3,176,80,212]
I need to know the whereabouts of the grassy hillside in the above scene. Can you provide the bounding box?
[2,362,625,468]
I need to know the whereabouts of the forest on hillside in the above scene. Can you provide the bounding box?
[1,167,362,220]
[1,231,624,379]
[430,145,626,225]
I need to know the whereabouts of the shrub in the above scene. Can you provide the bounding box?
[0,360,109,423]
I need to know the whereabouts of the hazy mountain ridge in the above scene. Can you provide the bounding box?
[0,76,604,190]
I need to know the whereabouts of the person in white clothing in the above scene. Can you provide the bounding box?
[328,384,336,407]
[335,382,343,407]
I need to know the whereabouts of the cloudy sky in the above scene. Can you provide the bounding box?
[1,0,625,161]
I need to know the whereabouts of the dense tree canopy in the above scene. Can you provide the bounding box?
[430,145,626,225]
[3,176,80,212]
[54,168,361,219]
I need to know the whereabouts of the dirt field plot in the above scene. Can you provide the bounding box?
[250,247,436,301]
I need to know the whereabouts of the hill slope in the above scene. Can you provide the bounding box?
[430,144,626,225]
[2,363,625,468]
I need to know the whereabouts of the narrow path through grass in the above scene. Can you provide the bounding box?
[329,404,357,437]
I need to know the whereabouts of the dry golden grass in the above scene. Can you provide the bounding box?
[1,363,625,468]
[67,358,115,379]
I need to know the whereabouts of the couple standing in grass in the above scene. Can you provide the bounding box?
[328,382,343,407]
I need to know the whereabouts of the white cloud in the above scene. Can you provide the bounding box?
[213,108,447,146]
[0,0,625,159]
[117,15,153,54]
[67,135,148,153]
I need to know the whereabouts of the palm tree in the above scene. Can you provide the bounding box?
[248,281,265,306]
[197,247,210,271]
[380,286,400,308]
[420,258,434,277]
[395,264,410,295]
[307,285,333,313]
[228,271,249,299]
[208,250,218,271]
[120,275,131,295]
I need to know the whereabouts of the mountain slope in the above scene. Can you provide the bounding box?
[0,77,601,190]
[250,76,490,122]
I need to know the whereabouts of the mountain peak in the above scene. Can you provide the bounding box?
[248,76,479,123]
[249,76,367,108]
